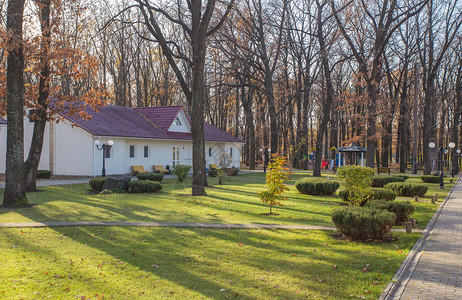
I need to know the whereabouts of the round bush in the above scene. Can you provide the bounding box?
[136,172,164,182]
[331,206,396,241]
[89,177,107,192]
[128,181,162,193]
[384,182,428,197]
[208,169,218,177]
[295,179,340,195]
[173,165,191,182]
[366,200,415,225]
[37,170,52,179]
[421,175,440,183]
[372,188,397,201]
[371,176,405,187]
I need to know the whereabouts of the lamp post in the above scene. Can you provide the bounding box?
[457,149,461,175]
[95,140,114,177]
[449,142,456,177]
[429,142,454,189]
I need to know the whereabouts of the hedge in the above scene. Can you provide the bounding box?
[37,170,52,179]
[339,188,397,204]
[421,175,440,183]
[294,179,340,195]
[371,176,405,187]
[395,174,409,181]
[331,206,396,241]
[136,172,164,182]
[128,181,163,193]
[89,177,107,192]
[384,182,428,197]
[366,200,415,225]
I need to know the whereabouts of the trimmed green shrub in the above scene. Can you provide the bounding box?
[295,179,340,195]
[331,206,396,241]
[384,182,428,197]
[421,175,440,183]
[136,172,164,182]
[366,200,415,225]
[173,165,191,182]
[89,177,107,192]
[36,170,52,179]
[372,188,397,201]
[339,188,397,204]
[371,176,405,187]
[128,181,162,193]
[208,169,219,177]
[338,165,375,206]
[395,174,409,181]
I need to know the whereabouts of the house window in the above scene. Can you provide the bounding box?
[144,146,149,158]
[230,147,233,157]
[105,146,111,159]
[209,147,212,157]
[129,145,135,158]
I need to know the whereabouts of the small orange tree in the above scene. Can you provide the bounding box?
[258,154,291,214]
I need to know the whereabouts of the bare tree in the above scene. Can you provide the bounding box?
[3,0,29,207]
[132,0,234,196]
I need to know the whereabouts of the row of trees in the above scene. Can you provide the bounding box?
[3,0,462,206]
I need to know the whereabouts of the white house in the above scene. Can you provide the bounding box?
[0,105,243,177]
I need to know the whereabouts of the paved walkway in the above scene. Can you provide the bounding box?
[382,178,462,299]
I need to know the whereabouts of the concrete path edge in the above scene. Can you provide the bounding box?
[379,177,460,300]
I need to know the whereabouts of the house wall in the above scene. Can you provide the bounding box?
[0,117,50,173]
[0,117,241,177]
[54,119,94,176]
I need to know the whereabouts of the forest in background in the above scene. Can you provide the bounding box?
[2,0,462,175]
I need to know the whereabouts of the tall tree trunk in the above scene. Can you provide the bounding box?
[398,66,409,173]
[24,0,51,192]
[3,0,29,207]
[313,0,335,177]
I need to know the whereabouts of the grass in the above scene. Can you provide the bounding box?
[0,226,419,299]
[0,171,453,229]
[0,171,455,299]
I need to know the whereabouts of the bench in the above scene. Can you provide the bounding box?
[132,165,149,175]
[153,165,169,174]
[377,167,391,175]
[210,164,222,170]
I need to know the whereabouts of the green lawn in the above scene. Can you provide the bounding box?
[0,171,455,299]
[1,226,419,299]
[0,171,453,229]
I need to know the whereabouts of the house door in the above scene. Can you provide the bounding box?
[172,146,180,168]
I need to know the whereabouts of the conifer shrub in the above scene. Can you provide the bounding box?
[128,181,162,193]
[294,179,340,195]
[384,182,428,197]
[136,172,164,182]
[366,200,415,225]
[173,165,191,182]
[36,170,52,179]
[337,165,375,206]
[420,175,440,183]
[331,206,396,241]
[89,177,107,192]
[371,175,405,187]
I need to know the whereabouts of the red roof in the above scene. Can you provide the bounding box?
[61,105,242,143]
[133,106,182,132]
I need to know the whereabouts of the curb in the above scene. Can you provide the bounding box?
[380,177,460,300]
